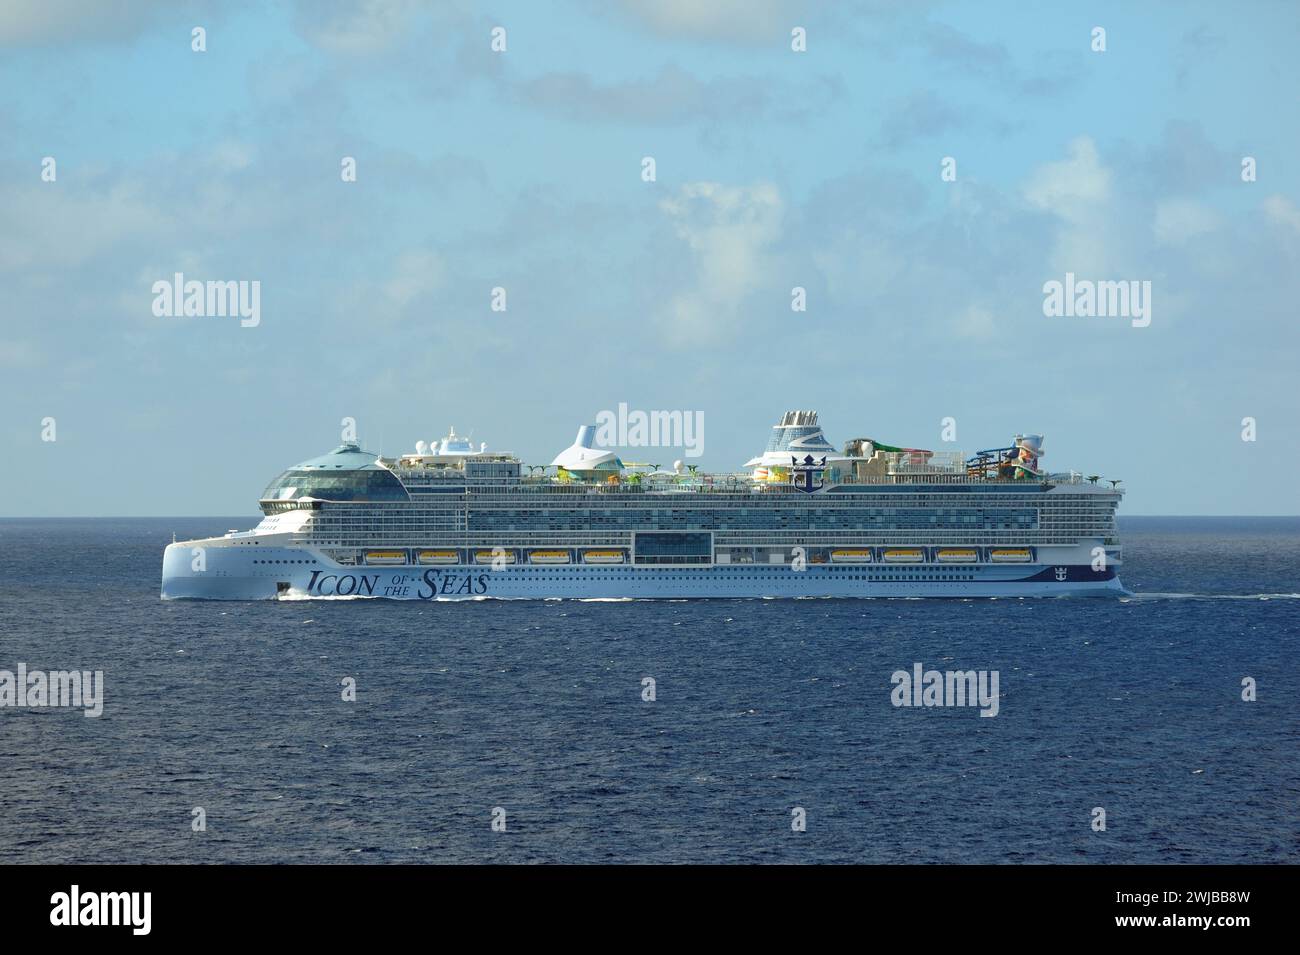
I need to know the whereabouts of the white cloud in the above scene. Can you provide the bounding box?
[0,339,40,368]
[1024,136,1111,220]
[810,231,905,302]
[208,140,257,172]
[1262,195,1300,233]
[383,249,445,308]
[293,0,425,55]
[952,304,998,340]
[0,180,170,273]
[0,0,176,46]
[520,65,787,126]
[1153,198,1219,245]
[1023,136,1118,276]
[608,0,793,42]
[658,182,783,346]
[332,248,447,328]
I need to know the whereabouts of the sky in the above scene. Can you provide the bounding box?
[1,0,1297,516]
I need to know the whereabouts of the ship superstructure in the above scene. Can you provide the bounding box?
[162,414,1124,600]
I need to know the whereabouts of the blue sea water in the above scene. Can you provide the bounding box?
[0,516,1295,864]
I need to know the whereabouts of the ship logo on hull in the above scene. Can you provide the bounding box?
[305,568,490,598]
[790,454,827,493]
[1055,566,1068,581]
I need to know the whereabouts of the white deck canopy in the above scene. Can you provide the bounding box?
[551,425,622,472]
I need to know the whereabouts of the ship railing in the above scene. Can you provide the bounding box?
[879,450,966,474]
[505,475,1068,491]
[502,468,1106,491]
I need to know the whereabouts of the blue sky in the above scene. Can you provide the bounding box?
[1,0,1297,515]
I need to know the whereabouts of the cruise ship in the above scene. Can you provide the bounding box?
[161,412,1124,600]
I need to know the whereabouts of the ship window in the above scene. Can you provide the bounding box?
[633,532,711,565]
[261,468,409,503]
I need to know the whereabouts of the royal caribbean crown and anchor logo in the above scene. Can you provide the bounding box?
[790,454,828,493]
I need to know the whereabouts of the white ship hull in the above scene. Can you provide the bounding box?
[162,541,1123,600]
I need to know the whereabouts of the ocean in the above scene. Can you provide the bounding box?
[0,516,1295,864]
